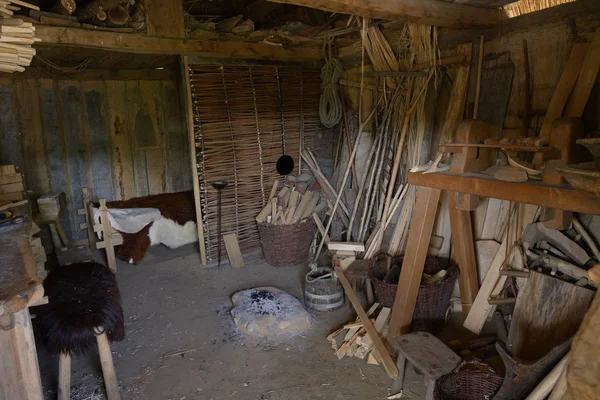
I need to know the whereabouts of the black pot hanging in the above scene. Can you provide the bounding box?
[275,67,294,176]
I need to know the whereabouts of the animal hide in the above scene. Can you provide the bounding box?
[39,262,125,355]
[101,191,197,264]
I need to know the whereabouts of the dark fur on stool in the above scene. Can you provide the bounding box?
[39,262,125,355]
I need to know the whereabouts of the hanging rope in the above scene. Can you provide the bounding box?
[319,39,343,128]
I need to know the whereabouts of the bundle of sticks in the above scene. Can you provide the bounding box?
[327,302,391,364]
[255,180,320,226]
[0,1,40,73]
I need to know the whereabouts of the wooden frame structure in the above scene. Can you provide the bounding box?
[386,171,600,341]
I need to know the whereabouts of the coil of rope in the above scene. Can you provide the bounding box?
[319,39,343,128]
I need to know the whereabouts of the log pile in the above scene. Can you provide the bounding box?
[327,303,392,365]
[0,165,26,202]
[0,1,39,73]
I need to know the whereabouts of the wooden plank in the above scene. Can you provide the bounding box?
[387,187,442,341]
[539,43,589,140]
[438,43,473,146]
[38,79,73,239]
[327,242,365,252]
[145,0,185,38]
[138,80,165,195]
[34,26,322,62]
[448,192,479,313]
[0,182,24,193]
[267,0,502,28]
[0,173,22,185]
[104,80,135,200]
[408,172,600,216]
[334,266,398,379]
[161,80,188,192]
[81,81,114,201]
[508,272,593,362]
[475,240,501,285]
[463,204,538,334]
[99,199,116,272]
[124,80,149,197]
[223,233,244,269]
[0,83,23,171]
[58,81,88,240]
[565,28,600,118]
[181,56,207,266]
[13,79,50,196]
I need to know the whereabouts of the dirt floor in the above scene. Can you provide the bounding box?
[35,244,402,400]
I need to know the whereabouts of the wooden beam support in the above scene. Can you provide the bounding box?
[267,0,503,28]
[387,187,442,341]
[448,193,479,314]
[407,172,600,216]
[334,266,398,379]
[34,26,322,62]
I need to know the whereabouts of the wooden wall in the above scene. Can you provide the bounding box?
[0,78,191,241]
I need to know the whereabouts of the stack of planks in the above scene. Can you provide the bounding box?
[0,0,40,72]
[255,181,320,226]
[327,303,392,365]
[0,165,25,202]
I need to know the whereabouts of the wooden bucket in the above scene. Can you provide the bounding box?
[304,267,344,311]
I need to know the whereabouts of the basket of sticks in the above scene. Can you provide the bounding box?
[434,360,503,400]
[369,253,459,333]
[256,186,319,267]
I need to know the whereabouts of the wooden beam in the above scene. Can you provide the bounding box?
[181,56,207,266]
[267,0,503,28]
[34,26,322,62]
[387,187,442,341]
[408,172,600,215]
[334,266,398,379]
[438,0,600,48]
[448,193,479,314]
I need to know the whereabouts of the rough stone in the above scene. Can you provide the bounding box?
[230,287,312,337]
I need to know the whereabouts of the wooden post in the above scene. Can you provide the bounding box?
[96,330,121,400]
[99,199,116,272]
[58,352,71,400]
[0,308,44,400]
[181,56,207,266]
[387,187,442,341]
[448,193,479,314]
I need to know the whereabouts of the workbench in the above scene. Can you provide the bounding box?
[0,202,45,400]
[386,171,600,341]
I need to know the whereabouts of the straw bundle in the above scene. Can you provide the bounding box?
[0,1,40,73]
[504,0,576,17]
[188,65,320,261]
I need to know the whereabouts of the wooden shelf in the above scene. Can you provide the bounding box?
[34,25,322,63]
[408,171,600,215]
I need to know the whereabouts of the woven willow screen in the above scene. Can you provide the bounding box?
[188,65,321,261]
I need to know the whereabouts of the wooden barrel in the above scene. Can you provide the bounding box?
[304,267,344,311]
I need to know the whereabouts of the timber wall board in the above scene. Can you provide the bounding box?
[0,78,191,241]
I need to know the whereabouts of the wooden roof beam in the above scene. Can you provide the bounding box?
[266,0,506,28]
[34,26,322,63]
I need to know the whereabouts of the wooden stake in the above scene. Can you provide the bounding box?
[96,330,121,400]
[58,352,71,400]
[473,35,484,119]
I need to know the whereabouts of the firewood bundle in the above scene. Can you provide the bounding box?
[0,1,39,73]
[0,165,25,202]
[39,0,145,30]
[255,181,320,226]
[327,303,391,365]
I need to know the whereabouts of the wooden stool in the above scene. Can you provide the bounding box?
[59,327,121,400]
[392,331,461,400]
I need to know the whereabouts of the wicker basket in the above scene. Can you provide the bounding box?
[258,219,315,267]
[434,360,503,400]
[369,253,459,333]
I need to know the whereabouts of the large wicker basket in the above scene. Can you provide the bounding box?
[434,360,503,400]
[369,253,459,333]
[258,219,315,267]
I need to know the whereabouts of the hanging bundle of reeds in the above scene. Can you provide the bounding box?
[504,0,575,17]
[188,64,320,261]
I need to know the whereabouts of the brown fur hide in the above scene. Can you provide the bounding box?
[98,191,196,263]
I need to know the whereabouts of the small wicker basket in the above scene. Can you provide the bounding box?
[258,219,315,267]
[369,253,459,333]
[434,360,503,400]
